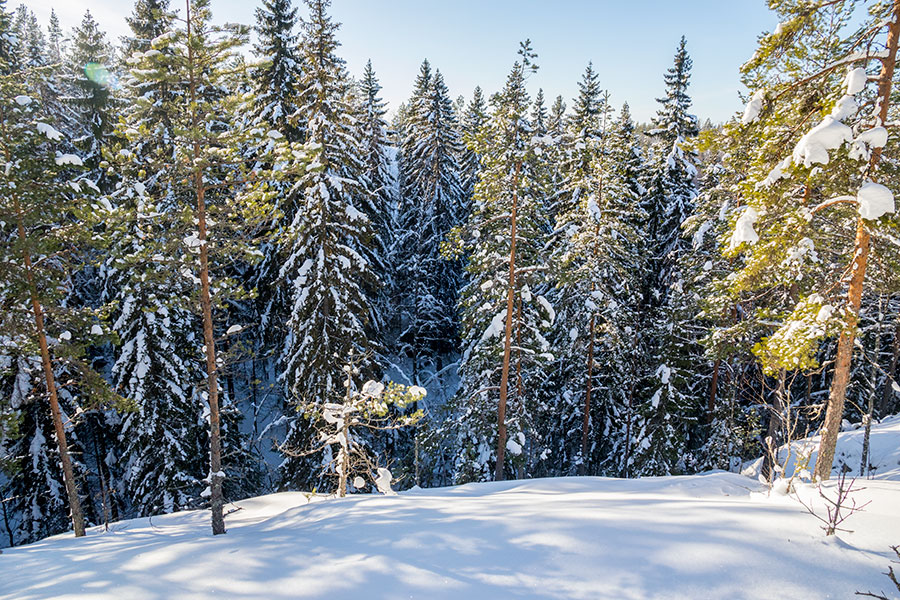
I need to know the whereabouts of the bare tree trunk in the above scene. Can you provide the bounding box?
[580,315,595,476]
[861,296,884,476]
[708,358,720,424]
[90,416,111,531]
[1,493,14,547]
[880,316,900,416]
[816,4,900,481]
[762,370,787,483]
[13,195,85,538]
[495,159,522,482]
[186,0,225,534]
[622,377,635,478]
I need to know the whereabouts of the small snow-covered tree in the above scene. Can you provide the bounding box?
[283,351,424,496]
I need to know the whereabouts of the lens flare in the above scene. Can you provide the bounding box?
[84,62,112,87]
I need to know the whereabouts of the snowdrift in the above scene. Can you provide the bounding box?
[2,418,899,599]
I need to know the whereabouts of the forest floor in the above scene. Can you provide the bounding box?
[2,418,899,599]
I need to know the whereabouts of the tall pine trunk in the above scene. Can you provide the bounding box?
[495,159,523,482]
[12,195,85,538]
[186,0,225,534]
[815,3,900,481]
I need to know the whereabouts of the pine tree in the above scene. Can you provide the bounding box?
[0,77,117,538]
[444,41,554,483]
[112,0,287,533]
[714,0,900,481]
[278,0,378,492]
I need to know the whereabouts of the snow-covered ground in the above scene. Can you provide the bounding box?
[3,419,900,599]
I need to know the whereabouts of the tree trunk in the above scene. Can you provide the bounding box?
[622,377,635,478]
[762,370,787,483]
[861,296,884,476]
[186,0,225,534]
[708,358,720,424]
[13,195,85,538]
[495,159,523,482]
[580,315,595,475]
[880,316,900,416]
[815,4,900,481]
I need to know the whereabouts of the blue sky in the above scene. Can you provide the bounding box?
[27,0,777,123]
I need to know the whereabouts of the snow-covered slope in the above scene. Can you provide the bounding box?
[3,420,900,599]
[743,414,900,481]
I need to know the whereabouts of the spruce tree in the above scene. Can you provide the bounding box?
[358,60,397,338]
[395,66,465,366]
[459,86,487,200]
[0,0,14,74]
[546,91,647,475]
[631,36,703,476]
[45,9,62,64]
[252,0,302,142]
[278,0,377,491]
[65,10,117,189]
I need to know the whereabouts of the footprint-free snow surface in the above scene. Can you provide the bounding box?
[4,419,900,599]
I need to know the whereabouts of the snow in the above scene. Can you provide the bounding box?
[757,157,791,188]
[791,117,853,167]
[829,95,857,120]
[90,324,103,336]
[851,126,889,161]
[586,194,602,222]
[741,89,765,125]
[857,181,894,220]
[5,456,898,599]
[479,311,506,343]
[13,95,32,106]
[845,67,868,95]
[54,154,83,167]
[226,324,243,335]
[535,295,555,325]
[373,467,394,495]
[35,122,63,141]
[728,206,759,249]
[744,414,900,482]
[361,380,385,397]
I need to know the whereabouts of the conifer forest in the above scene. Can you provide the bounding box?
[2,1,900,598]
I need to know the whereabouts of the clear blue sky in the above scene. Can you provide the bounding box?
[27,0,777,123]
